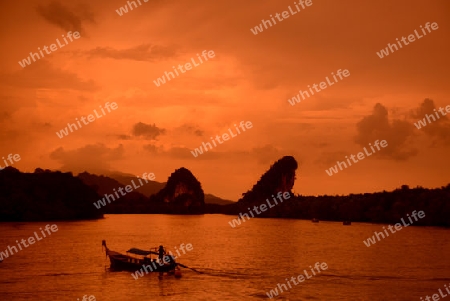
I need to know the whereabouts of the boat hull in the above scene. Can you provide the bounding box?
[107,250,176,272]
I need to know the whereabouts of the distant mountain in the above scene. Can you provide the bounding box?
[107,172,165,197]
[78,172,151,213]
[204,194,234,205]
[108,172,233,205]
[1,165,448,226]
[79,169,210,214]
[0,167,103,221]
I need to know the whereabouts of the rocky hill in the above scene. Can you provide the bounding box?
[239,155,298,204]
[150,167,205,214]
[206,155,450,226]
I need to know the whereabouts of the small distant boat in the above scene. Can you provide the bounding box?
[102,240,178,273]
[312,218,319,223]
[343,221,351,225]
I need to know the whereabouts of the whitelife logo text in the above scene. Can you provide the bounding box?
[376,22,439,59]
[250,0,313,35]
[363,210,425,247]
[56,102,118,139]
[0,153,21,170]
[93,172,155,209]
[18,31,81,68]
[0,225,59,261]
[288,69,350,106]
[191,121,253,158]
[325,140,388,176]
[153,50,215,87]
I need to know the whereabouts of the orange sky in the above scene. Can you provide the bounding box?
[0,0,449,201]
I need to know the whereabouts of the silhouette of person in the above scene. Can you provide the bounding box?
[158,245,165,263]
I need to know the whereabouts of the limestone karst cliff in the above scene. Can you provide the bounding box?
[238,155,298,204]
[151,167,205,214]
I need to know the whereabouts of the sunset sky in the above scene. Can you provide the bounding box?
[0,0,449,201]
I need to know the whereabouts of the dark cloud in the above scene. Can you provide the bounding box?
[410,99,450,145]
[194,130,203,137]
[86,44,179,61]
[354,103,418,161]
[50,143,124,174]
[176,124,204,137]
[36,1,95,35]
[132,122,166,140]
[143,144,161,154]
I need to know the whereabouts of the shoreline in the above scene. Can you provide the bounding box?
[1,214,448,228]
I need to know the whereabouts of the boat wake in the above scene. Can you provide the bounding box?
[178,267,264,279]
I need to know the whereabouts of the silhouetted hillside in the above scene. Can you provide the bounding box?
[150,167,205,214]
[108,172,165,197]
[211,186,450,227]
[239,155,297,204]
[3,164,447,226]
[203,154,450,226]
[108,172,231,205]
[78,172,151,213]
[0,167,103,221]
[80,169,206,214]
[267,185,450,227]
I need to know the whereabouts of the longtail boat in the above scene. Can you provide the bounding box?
[101,240,178,273]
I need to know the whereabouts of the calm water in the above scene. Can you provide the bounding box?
[0,215,449,301]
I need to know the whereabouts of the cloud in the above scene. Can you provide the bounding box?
[354,103,418,160]
[411,98,450,145]
[1,61,99,91]
[174,124,204,137]
[49,143,124,174]
[143,144,161,154]
[36,1,95,35]
[132,122,166,140]
[85,44,179,61]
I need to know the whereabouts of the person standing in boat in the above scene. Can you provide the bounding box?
[158,245,165,264]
